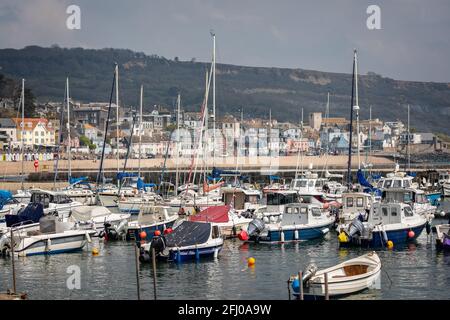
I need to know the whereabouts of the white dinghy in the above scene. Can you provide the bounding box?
[291,251,381,298]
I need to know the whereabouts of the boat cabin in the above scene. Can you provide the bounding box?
[377,172,413,189]
[30,190,74,209]
[138,205,172,225]
[382,188,429,205]
[343,193,372,214]
[369,202,415,225]
[221,187,261,210]
[265,190,299,206]
[281,203,325,226]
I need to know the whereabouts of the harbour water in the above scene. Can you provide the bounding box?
[1,212,449,300]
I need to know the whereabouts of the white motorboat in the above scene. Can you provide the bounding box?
[117,192,163,214]
[29,189,83,217]
[290,252,381,298]
[0,216,95,257]
[68,205,130,236]
[125,205,179,241]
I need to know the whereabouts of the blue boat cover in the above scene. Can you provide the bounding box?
[5,202,44,227]
[136,177,156,191]
[117,172,139,180]
[69,176,90,185]
[0,190,12,209]
[357,169,382,196]
[406,171,417,178]
[164,221,211,247]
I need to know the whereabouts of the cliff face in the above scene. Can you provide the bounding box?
[0,46,449,134]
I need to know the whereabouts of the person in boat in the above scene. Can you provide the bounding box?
[322,184,330,193]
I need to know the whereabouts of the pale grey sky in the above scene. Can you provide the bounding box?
[1,0,450,82]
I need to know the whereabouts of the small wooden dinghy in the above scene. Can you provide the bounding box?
[291,252,381,298]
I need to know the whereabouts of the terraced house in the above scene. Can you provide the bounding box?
[12,118,57,147]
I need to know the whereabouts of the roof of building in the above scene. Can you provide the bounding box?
[11,118,55,131]
[0,118,16,128]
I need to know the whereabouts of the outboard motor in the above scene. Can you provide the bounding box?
[99,222,118,241]
[150,235,166,255]
[115,219,128,238]
[348,218,365,237]
[247,218,265,237]
[0,234,11,257]
[302,263,318,284]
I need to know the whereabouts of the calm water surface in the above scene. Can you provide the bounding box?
[1,204,449,300]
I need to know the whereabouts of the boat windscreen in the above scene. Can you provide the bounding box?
[165,221,211,247]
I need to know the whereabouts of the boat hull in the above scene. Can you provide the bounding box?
[14,232,93,257]
[341,223,426,248]
[165,245,222,262]
[248,222,333,244]
[126,219,176,241]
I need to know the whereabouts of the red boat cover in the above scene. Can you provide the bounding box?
[189,205,230,223]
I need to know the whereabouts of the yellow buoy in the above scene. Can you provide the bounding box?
[387,240,394,249]
[338,232,348,243]
[92,248,99,255]
[247,257,256,267]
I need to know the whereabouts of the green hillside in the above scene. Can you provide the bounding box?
[0,45,449,134]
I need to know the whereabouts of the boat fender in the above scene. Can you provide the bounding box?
[116,219,128,235]
[280,230,285,243]
[195,247,200,260]
[382,227,388,243]
[294,230,299,240]
[338,231,349,243]
[85,231,92,243]
[426,222,431,235]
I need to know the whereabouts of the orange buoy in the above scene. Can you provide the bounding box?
[154,230,161,236]
[408,230,415,238]
[139,231,147,239]
[247,257,256,267]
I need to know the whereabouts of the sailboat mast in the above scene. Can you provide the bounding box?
[347,50,357,187]
[407,104,410,171]
[300,108,304,175]
[354,51,360,170]
[115,63,120,186]
[326,92,330,154]
[66,77,71,181]
[211,31,216,166]
[138,85,143,178]
[21,79,25,191]
[175,93,181,193]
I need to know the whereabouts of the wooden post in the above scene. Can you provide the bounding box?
[10,228,16,294]
[152,247,157,300]
[298,271,304,300]
[324,272,329,300]
[134,244,141,300]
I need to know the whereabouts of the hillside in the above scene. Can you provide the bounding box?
[0,46,449,134]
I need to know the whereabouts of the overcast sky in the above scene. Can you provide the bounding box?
[1,0,450,82]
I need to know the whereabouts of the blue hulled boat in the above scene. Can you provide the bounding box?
[139,221,223,263]
[338,202,428,248]
[245,203,335,244]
